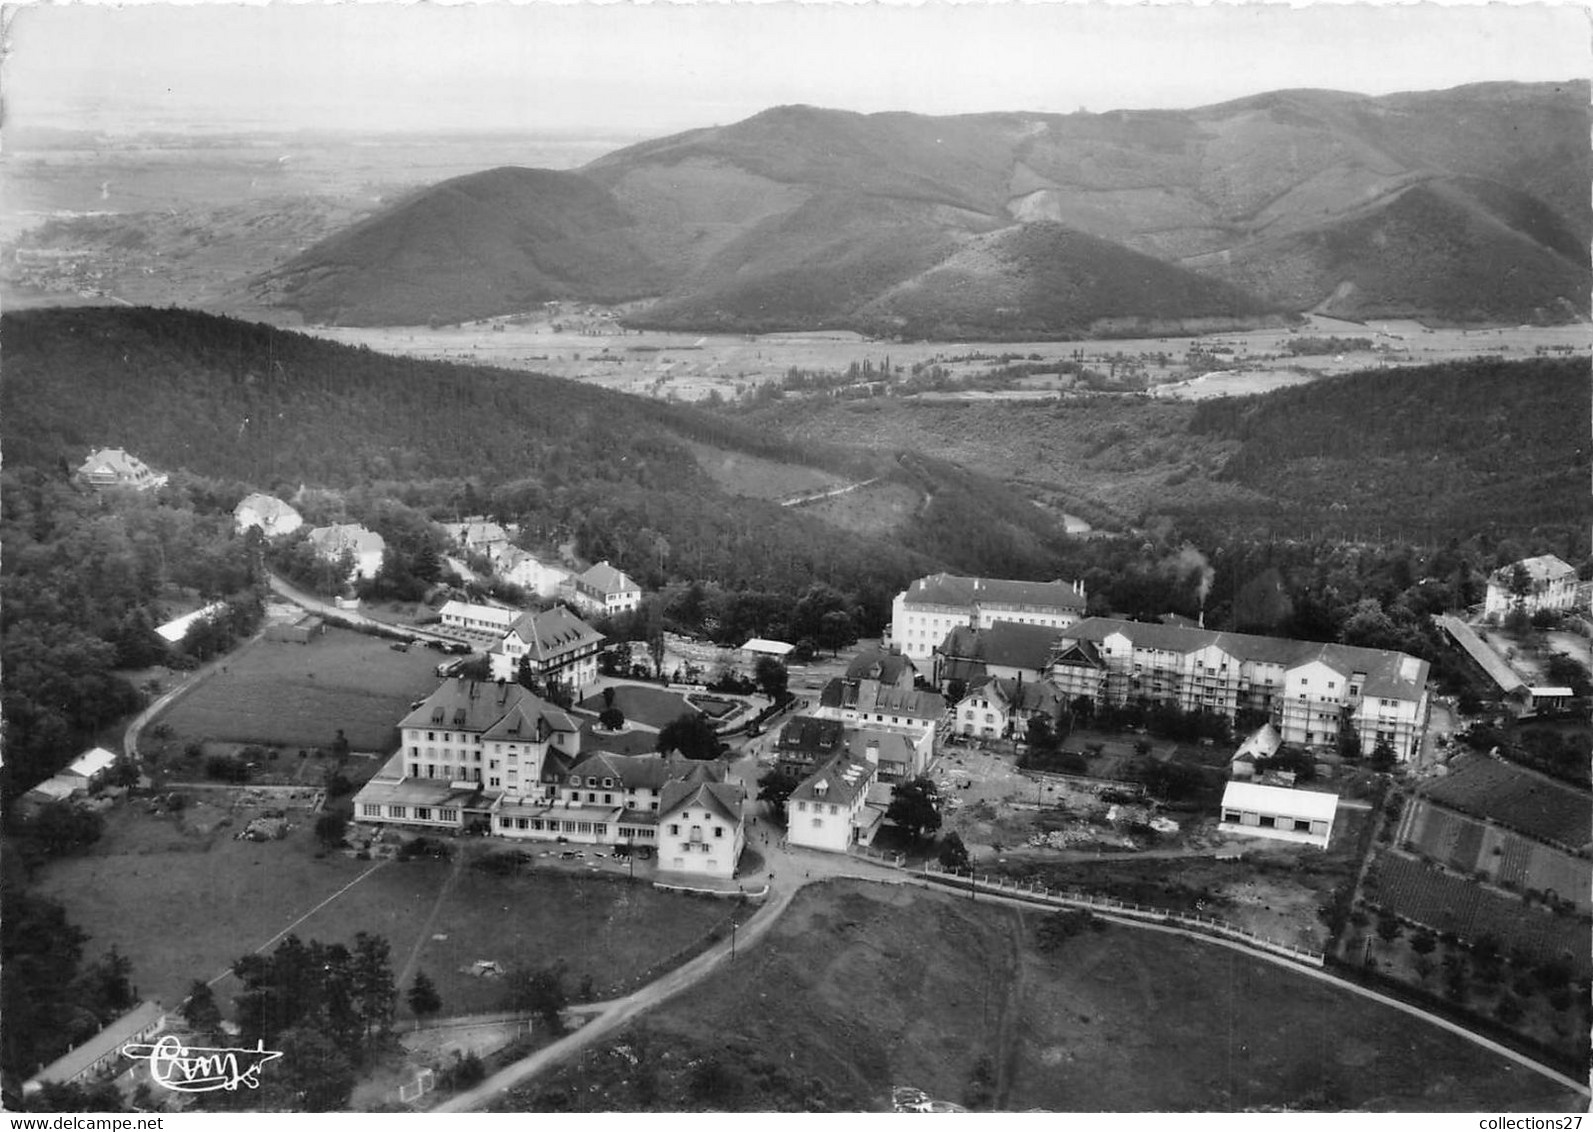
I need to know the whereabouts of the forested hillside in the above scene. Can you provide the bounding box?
[1185,357,1590,543]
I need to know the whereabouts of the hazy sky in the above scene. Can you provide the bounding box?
[5,1,1589,136]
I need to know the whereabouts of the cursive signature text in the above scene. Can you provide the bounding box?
[121,1034,284,1093]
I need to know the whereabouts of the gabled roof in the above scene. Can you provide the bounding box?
[1233,723,1283,762]
[659,777,743,826]
[234,493,302,531]
[963,676,1062,717]
[442,520,509,547]
[1491,554,1576,585]
[868,685,944,720]
[566,751,679,791]
[843,728,917,766]
[1059,618,1429,699]
[936,622,1062,672]
[1221,781,1339,823]
[25,777,83,802]
[400,678,561,735]
[790,755,877,807]
[307,523,386,557]
[67,747,118,779]
[845,647,917,685]
[506,605,604,661]
[577,560,639,596]
[77,448,163,485]
[26,1001,167,1089]
[776,715,846,754]
[901,572,1086,612]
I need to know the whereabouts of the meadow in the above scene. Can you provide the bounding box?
[150,628,443,754]
[497,878,1586,1112]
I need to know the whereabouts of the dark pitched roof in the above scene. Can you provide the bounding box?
[965,675,1063,717]
[507,605,604,660]
[844,647,917,686]
[659,777,743,826]
[789,755,877,807]
[936,622,1062,671]
[1057,618,1429,698]
[776,715,846,754]
[401,678,556,734]
[902,572,1086,612]
[576,560,639,596]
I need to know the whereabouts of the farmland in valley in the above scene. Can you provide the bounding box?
[1363,853,1591,975]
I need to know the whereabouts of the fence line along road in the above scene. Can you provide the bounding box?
[920,862,1325,966]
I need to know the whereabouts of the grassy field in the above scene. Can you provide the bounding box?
[402,865,739,1016]
[30,799,388,1009]
[150,628,444,754]
[577,685,698,730]
[31,800,736,1024]
[495,878,1586,1112]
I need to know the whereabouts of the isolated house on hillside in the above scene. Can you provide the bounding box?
[1484,554,1578,618]
[233,492,303,538]
[306,523,386,580]
[890,573,1086,660]
[441,518,510,558]
[496,548,570,599]
[567,560,642,618]
[75,447,167,491]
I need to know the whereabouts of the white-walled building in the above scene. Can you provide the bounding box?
[1484,555,1579,618]
[954,676,1064,741]
[354,678,581,831]
[306,523,387,581]
[787,754,880,854]
[438,600,521,635]
[496,548,571,599]
[488,605,604,692]
[1219,781,1338,849]
[234,493,303,538]
[890,573,1086,660]
[441,519,511,558]
[567,560,642,618]
[657,776,746,878]
[1046,618,1430,762]
[75,448,167,491]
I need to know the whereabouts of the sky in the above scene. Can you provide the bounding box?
[3,1,1589,137]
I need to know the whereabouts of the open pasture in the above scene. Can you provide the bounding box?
[151,628,442,753]
[500,878,1585,1113]
[402,865,739,1017]
[299,314,1589,405]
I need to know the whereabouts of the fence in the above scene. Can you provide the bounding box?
[848,843,907,868]
[397,1067,435,1105]
[920,862,1325,967]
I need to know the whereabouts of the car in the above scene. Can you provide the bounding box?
[424,639,448,652]
[390,641,411,652]
[444,641,472,655]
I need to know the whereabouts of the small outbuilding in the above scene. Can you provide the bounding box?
[1218,781,1338,849]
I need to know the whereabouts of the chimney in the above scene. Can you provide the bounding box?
[1198,610,1205,629]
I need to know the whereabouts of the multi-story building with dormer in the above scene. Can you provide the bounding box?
[1046,618,1430,761]
[889,573,1086,661]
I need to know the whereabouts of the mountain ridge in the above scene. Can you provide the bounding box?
[252,81,1590,333]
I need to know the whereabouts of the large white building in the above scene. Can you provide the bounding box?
[1484,554,1579,619]
[488,605,605,692]
[787,754,882,854]
[890,573,1086,660]
[1047,618,1430,762]
[566,560,643,618]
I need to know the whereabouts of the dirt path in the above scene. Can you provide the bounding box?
[432,879,802,1112]
[395,849,469,997]
[992,905,1024,1110]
